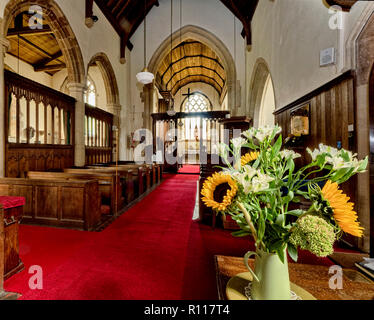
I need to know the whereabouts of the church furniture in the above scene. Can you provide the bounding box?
[0,196,25,280]
[0,178,101,231]
[108,164,150,196]
[4,70,75,178]
[28,170,123,215]
[214,255,374,300]
[218,116,252,143]
[60,169,124,214]
[83,166,136,204]
[84,104,113,166]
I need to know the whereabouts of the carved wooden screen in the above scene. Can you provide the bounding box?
[4,70,75,177]
[85,104,113,165]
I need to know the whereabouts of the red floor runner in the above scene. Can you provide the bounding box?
[178,165,200,174]
[4,173,335,300]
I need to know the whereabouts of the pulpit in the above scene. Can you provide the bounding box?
[0,196,25,280]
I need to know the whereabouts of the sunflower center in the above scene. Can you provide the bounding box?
[213,182,231,203]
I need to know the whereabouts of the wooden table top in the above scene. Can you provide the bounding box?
[215,255,374,300]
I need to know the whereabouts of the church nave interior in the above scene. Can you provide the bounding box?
[0,0,374,304]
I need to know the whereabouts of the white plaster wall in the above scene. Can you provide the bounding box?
[129,0,246,129]
[5,53,53,87]
[246,0,369,113]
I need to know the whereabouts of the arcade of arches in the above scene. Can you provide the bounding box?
[0,0,374,301]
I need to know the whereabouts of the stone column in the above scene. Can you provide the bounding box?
[107,103,122,161]
[67,82,86,167]
[0,33,9,178]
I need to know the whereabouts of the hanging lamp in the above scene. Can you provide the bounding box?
[136,0,154,85]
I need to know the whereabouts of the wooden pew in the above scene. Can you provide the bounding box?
[0,178,101,231]
[107,164,150,195]
[80,167,135,204]
[27,171,123,215]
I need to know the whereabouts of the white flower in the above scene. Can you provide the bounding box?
[231,137,246,150]
[234,168,274,194]
[280,149,301,160]
[216,142,228,158]
[254,125,282,142]
[330,157,350,170]
[242,128,256,140]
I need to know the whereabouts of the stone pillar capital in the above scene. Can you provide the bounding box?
[0,37,9,51]
[66,82,87,93]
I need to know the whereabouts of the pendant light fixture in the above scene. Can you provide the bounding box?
[167,0,176,116]
[136,0,154,85]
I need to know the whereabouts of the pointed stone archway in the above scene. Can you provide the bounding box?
[3,0,85,85]
[145,25,238,129]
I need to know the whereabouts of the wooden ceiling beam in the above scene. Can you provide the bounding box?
[171,74,222,94]
[112,0,127,14]
[18,35,53,59]
[34,63,66,72]
[165,65,225,88]
[161,54,225,81]
[33,51,63,71]
[7,26,52,37]
[116,0,131,19]
[219,0,259,48]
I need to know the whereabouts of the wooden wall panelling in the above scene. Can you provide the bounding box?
[4,70,75,177]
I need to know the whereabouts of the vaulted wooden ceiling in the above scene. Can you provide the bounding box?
[6,12,65,75]
[157,40,226,96]
[90,0,260,62]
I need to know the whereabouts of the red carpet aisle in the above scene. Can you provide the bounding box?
[4,173,334,300]
[178,165,200,174]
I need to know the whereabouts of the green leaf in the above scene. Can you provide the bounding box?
[276,245,286,264]
[285,209,303,217]
[357,156,368,172]
[231,230,251,237]
[271,136,283,159]
[287,243,298,262]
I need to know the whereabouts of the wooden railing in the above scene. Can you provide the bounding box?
[4,70,75,177]
[85,104,113,165]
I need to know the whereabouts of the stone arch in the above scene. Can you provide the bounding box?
[145,25,238,128]
[248,58,275,128]
[3,0,85,85]
[88,52,120,107]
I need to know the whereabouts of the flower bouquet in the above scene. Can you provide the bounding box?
[201,125,368,300]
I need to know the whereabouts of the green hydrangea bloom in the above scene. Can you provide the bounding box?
[289,214,336,257]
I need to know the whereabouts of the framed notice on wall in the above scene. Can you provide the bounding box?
[290,103,310,136]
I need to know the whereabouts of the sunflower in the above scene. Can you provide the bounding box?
[321,180,364,237]
[201,172,238,212]
[241,152,259,166]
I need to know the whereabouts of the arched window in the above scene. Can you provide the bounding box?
[84,76,97,107]
[184,92,211,112]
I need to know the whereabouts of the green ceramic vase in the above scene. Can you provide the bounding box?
[244,249,291,300]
